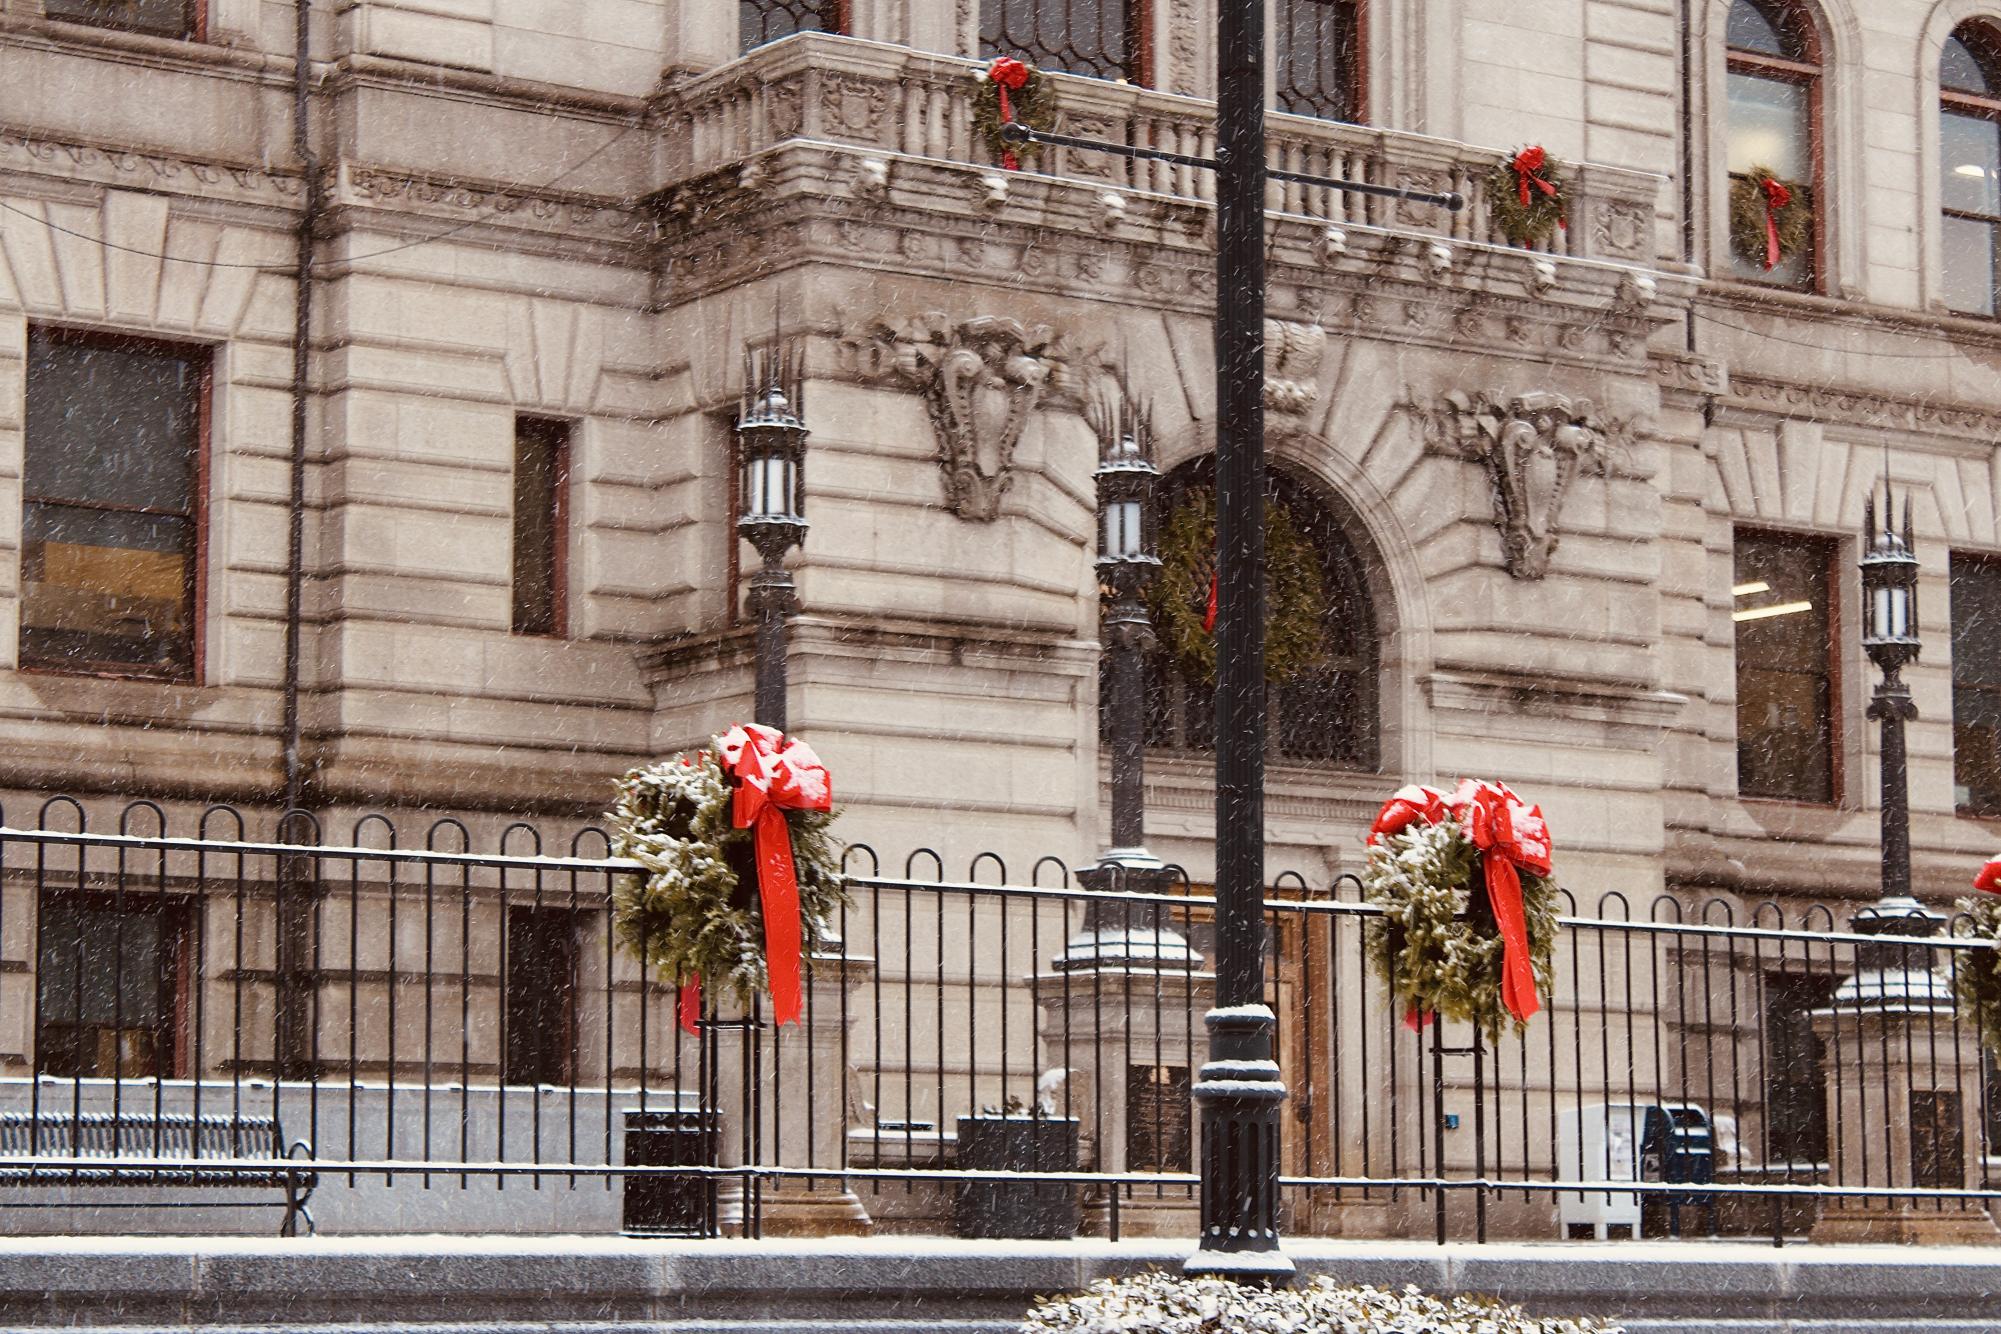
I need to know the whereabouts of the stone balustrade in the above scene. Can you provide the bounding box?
[649,33,1662,266]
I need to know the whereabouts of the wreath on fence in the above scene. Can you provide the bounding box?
[1954,857,2001,1057]
[974,56,1056,170]
[1149,488,1327,686]
[1484,145,1569,249]
[610,725,846,1029]
[1363,780,1560,1040]
[1729,167,1811,272]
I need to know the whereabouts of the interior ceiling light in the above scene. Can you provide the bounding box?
[1731,580,1770,597]
[1732,600,1814,623]
[1956,163,1989,177]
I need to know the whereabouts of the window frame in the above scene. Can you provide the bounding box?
[1723,0,1826,293]
[40,0,206,42]
[510,416,572,639]
[1939,25,2001,317]
[21,325,212,685]
[980,0,1153,87]
[1272,0,1366,125]
[1731,526,1843,807]
[34,886,195,1081]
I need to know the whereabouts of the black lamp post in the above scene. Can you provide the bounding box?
[737,339,808,732]
[1860,484,1922,915]
[1093,389,1162,865]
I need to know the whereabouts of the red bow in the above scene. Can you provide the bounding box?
[678,724,833,1034]
[987,57,1031,171]
[1975,855,2001,894]
[1368,784,1450,846]
[1447,779,1550,1026]
[1759,176,1792,271]
[1203,570,1219,635]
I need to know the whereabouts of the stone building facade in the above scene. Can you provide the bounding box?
[2,0,2000,1236]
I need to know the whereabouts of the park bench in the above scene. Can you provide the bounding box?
[0,1110,315,1235]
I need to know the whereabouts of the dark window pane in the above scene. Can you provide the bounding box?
[1734,532,1834,802]
[1943,214,2000,315]
[1944,26,2001,97]
[504,907,578,1086]
[512,419,568,636]
[36,893,184,1079]
[1762,971,1833,1165]
[1943,111,2001,216]
[22,332,202,678]
[42,0,192,39]
[739,0,839,53]
[1276,0,1361,123]
[981,0,1135,82]
[1728,0,1807,61]
[1910,1090,1966,1190]
[1951,555,2001,811]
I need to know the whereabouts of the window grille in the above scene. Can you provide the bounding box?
[740,0,843,55]
[1275,0,1361,123]
[980,0,1142,83]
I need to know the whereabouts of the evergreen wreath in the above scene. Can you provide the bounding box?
[1149,488,1327,686]
[609,746,846,1013]
[1953,884,2001,1059]
[1729,167,1811,272]
[1364,790,1560,1041]
[973,57,1055,167]
[1484,145,1569,249]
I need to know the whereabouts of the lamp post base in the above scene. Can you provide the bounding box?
[1184,1003,1293,1283]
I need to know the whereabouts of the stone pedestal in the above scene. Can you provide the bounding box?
[1033,861,1212,1238]
[715,949,876,1237]
[1807,911,1999,1246]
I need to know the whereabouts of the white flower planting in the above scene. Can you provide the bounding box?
[1022,1275,1624,1334]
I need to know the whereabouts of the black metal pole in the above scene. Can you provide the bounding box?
[746,539,796,732]
[1187,0,1290,1280]
[1105,586,1149,852]
[1870,667,1915,901]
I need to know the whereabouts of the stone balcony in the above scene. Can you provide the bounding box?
[648,32,1666,271]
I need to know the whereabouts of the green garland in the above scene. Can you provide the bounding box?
[1364,819,1559,1041]
[609,746,847,1013]
[1484,146,1569,250]
[1729,167,1811,272]
[1148,488,1327,686]
[1952,894,2001,1059]
[973,62,1055,166]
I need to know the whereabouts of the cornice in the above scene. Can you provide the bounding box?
[1723,372,2001,442]
[0,123,302,208]
[333,163,643,245]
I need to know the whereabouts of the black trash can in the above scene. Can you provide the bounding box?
[622,1107,719,1237]
[953,1114,1079,1240]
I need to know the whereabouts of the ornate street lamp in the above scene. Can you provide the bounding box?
[1860,484,1922,915]
[737,337,808,731]
[1093,387,1162,867]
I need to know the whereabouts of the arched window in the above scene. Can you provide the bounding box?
[1941,25,2001,315]
[1725,0,1821,287]
[740,0,845,55]
[1112,460,1380,769]
[981,0,1145,83]
[1276,0,1364,124]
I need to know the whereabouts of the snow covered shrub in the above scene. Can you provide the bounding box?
[1021,1274,1624,1334]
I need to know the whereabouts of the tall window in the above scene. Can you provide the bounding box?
[739,0,844,54]
[503,907,579,1086]
[1276,0,1362,123]
[512,417,570,637]
[36,891,190,1079]
[1725,0,1821,288]
[1942,26,2001,315]
[1761,971,1832,1166]
[1128,462,1379,768]
[1950,554,2001,814]
[23,329,206,680]
[982,0,1144,83]
[1733,530,1836,803]
[42,0,198,40]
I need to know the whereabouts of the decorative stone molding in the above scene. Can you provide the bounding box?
[1420,390,1624,579]
[1727,374,2001,439]
[844,315,1073,521]
[342,166,639,239]
[1263,319,1326,418]
[0,126,302,206]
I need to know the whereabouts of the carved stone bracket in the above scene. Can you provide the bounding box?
[1420,390,1623,580]
[845,315,1073,521]
[1264,318,1326,418]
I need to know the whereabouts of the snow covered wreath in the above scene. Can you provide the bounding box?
[1955,855,2001,1058]
[610,724,845,1032]
[1363,780,1560,1039]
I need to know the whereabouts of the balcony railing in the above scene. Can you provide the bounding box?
[0,799,1995,1241]
[650,33,1663,264]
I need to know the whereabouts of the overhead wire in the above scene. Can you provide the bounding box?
[0,119,638,274]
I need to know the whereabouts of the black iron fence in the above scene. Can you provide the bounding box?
[0,799,1995,1243]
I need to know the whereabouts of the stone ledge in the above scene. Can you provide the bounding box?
[9,1235,2001,1332]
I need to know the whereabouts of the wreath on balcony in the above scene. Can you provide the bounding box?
[974,56,1056,169]
[1150,488,1327,686]
[1729,166,1811,272]
[1363,781,1560,1040]
[610,726,846,1028]
[1953,858,2001,1057]
[1484,145,1569,249]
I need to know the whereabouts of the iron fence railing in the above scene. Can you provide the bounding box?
[0,799,1994,1243]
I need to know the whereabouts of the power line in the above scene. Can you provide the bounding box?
[0,121,637,274]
